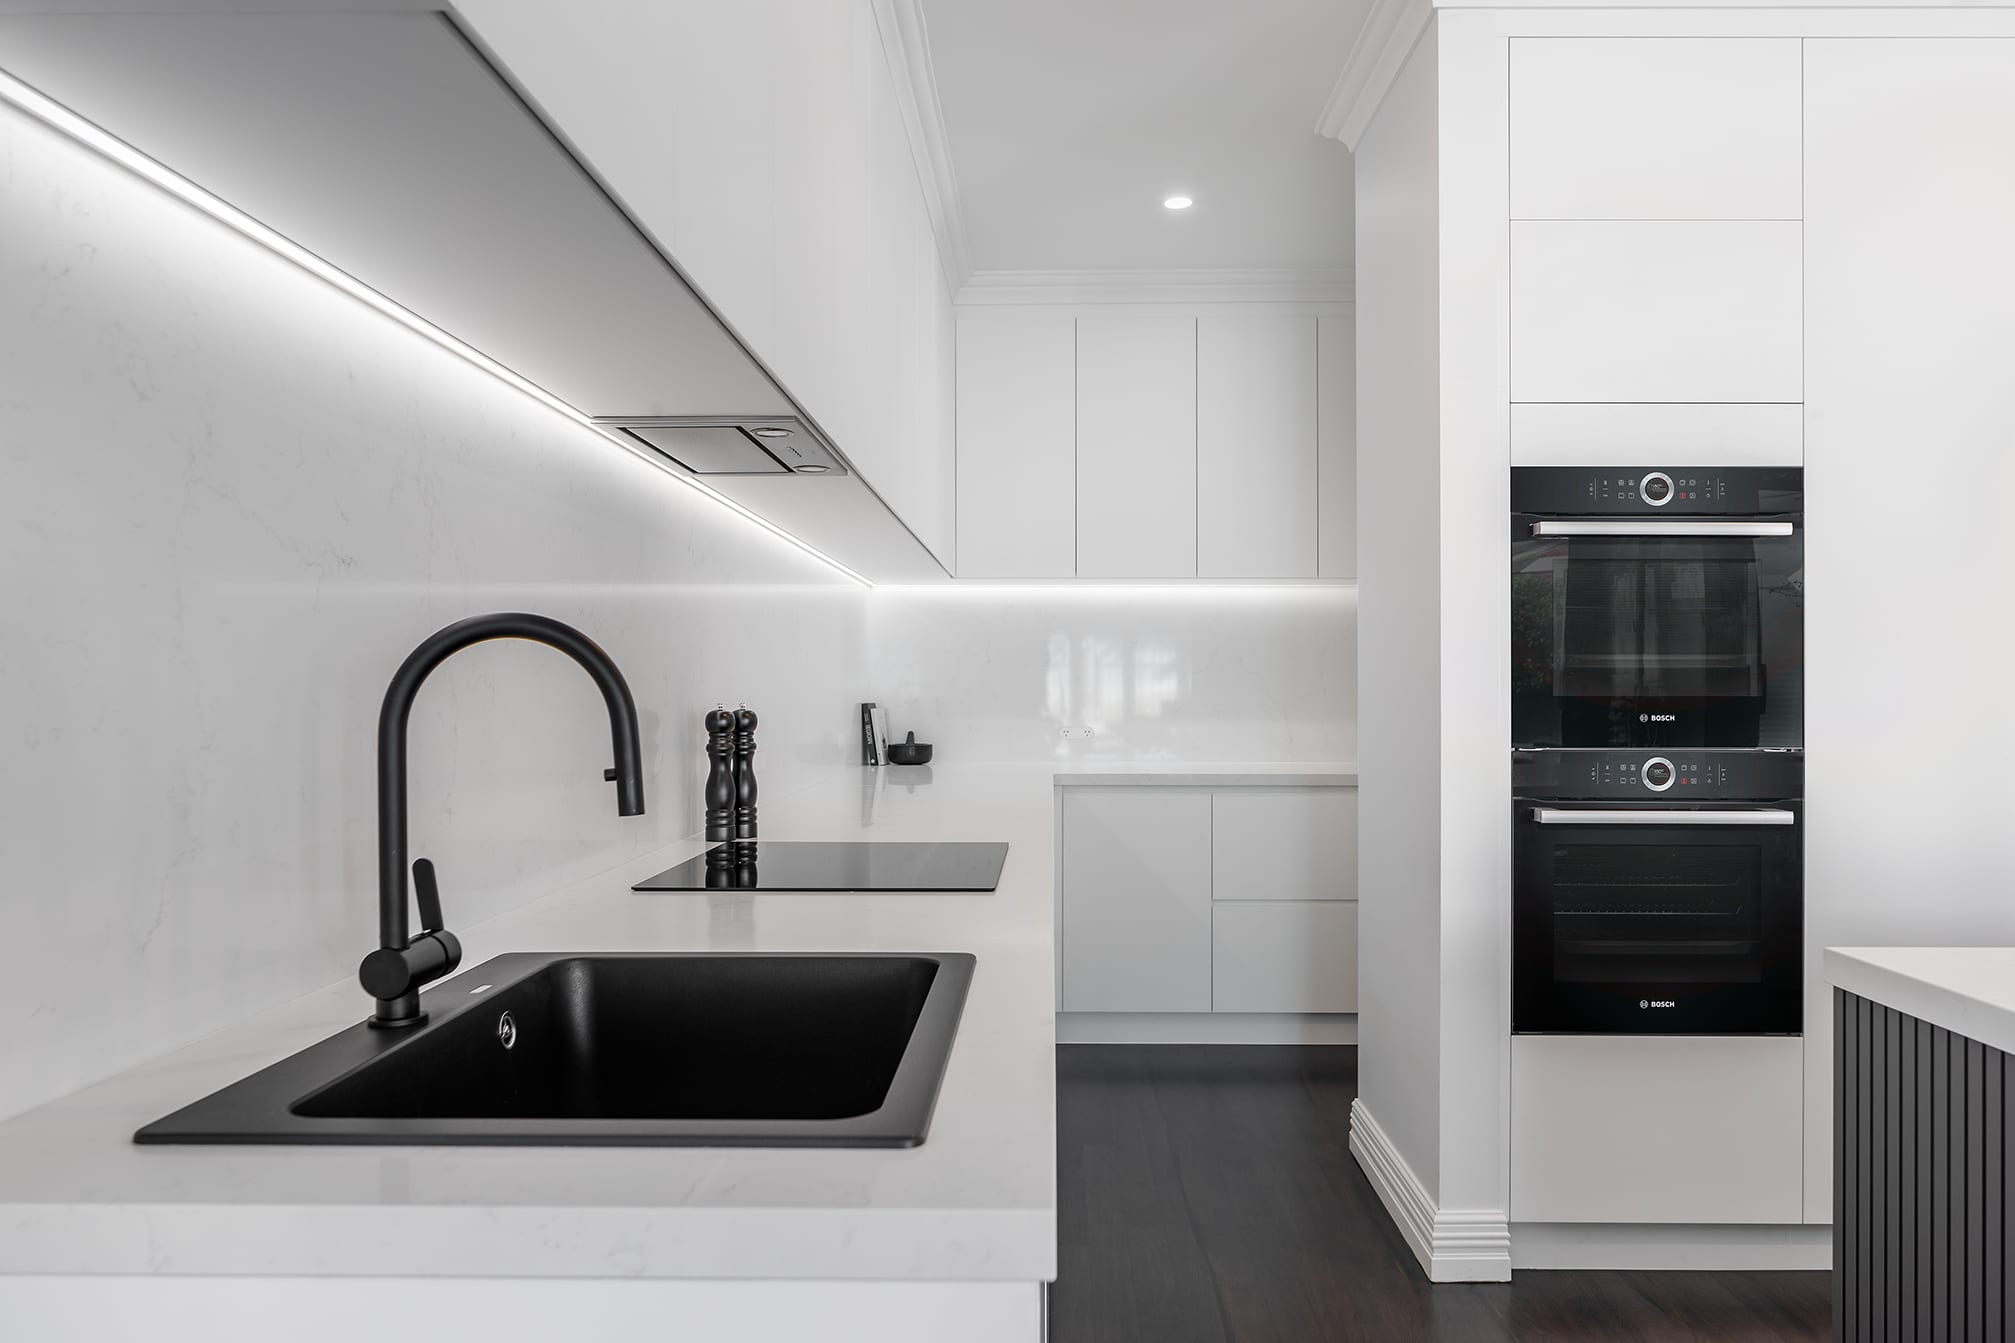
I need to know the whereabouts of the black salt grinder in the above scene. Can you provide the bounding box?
[733,705,759,864]
[704,706,735,871]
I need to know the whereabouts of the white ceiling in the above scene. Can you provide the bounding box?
[919,0,1365,276]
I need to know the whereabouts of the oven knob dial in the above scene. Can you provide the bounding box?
[1642,757,1676,791]
[1640,471,1675,507]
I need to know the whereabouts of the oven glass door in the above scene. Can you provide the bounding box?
[1511,521,1803,748]
[1513,803,1803,1034]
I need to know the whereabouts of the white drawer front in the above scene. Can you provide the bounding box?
[1211,789,1357,901]
[1211,902,1357,1014]
[1511,1034,1804,1224]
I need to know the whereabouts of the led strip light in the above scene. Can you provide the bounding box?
[0,67,875,588]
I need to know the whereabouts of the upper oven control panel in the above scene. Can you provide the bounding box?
[1514,749,1803,801]
[1511,466,1802,516]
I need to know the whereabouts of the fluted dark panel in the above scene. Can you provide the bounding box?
[1838,988,2011,1342]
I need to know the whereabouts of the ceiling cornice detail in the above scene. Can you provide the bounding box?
[872,0,974,294]
[1314,0,1434,150]
[955,268,1355,308]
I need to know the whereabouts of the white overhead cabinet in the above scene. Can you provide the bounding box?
[1510,38,1802,221]
[1510,220,1803,404]
[954,312,1077,578]
[1196,317,1317,578]
[953,310,1351,579]
[1317,315,1357,578]
[1075,317,1199,578]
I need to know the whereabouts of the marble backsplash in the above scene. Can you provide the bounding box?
[864,585,1355,764]
[0,102,868,1120]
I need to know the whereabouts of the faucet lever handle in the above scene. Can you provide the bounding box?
[412,858,444,934]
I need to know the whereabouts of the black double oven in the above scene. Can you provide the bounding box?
[1511,467,1803,1035]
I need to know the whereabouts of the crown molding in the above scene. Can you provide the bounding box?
[1315,0,1435,150]
[955,267,1355,308]
[872,0,974,294]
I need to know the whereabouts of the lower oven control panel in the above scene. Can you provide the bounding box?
[1514,749,1803,801]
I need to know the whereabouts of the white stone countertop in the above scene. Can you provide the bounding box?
[1825,947,2015,1057]
[0,764,1057,1283]
[1050,760,1357,787]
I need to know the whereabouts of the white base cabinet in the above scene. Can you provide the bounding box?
[1059,789,1212,1012]
[1511,1035,1804,1225]
[1059,785,1357,1016]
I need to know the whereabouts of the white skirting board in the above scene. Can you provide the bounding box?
[0,1277,1046,1343]
[1347,1099,1513,1282]
[1511,1223,1831,1271]
[1056,1012,1356,1045]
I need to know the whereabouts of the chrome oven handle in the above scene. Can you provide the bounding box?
[1531,807,1797,826]
[1530,520,1796,538]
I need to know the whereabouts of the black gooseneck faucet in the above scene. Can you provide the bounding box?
[359,613,646,1027]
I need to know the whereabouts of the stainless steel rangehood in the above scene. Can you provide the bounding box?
[600,417,846,477]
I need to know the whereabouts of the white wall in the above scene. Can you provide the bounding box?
[1352,23,1446,1199]
[1432,7,1514,1235]
[1801,36,2015,1220]
[456,0,959,570]
[0,100,869,1121]
[863,587,1355,763]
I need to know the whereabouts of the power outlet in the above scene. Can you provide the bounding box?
[1059,727,1096,741]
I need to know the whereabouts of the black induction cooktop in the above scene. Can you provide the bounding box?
[633,841,1008,893]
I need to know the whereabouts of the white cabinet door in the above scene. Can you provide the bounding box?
[1512,1035,1804,1224]
[955,311,1076,577]
[1061,789,1212,1012]
[1211,789,1356,901]
[1196,316,1316,578]
[1212,903,1357,1013]
[1511,221,1802,403]
[1317,315,1357,579]
[1511,38,1802,221]
[1075,317,1197,577]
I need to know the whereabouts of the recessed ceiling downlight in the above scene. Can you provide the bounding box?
[1163,195,1193,210]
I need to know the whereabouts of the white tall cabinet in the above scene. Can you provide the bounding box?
[1504,31,1809,1234]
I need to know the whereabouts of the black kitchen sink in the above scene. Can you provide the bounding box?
[135,952,975,1148]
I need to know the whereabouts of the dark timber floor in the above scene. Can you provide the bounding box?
[1053,1044,1830,1343]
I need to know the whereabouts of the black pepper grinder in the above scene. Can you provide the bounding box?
[733,705,759,865]
[704,705,735,872]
